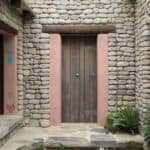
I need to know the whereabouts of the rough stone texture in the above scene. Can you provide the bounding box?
[1,0,149,128]
[24,0,136,126]
[0,115,23,147]
[0,124,144,150]
[0,0,24,115]
[135,0,150,124]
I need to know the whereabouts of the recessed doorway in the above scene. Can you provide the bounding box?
[62,36,97,122]
[49,34,108,126]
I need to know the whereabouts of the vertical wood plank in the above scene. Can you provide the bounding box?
[79,37,85,121]
[62,37,71,122]
[70,36,80,122]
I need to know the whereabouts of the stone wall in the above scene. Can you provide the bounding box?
[1,0,149,128]
[135,0,150,124]
[0,0,24,115]
[24,0,136,127]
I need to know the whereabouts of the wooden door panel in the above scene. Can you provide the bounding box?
[70,37,80,122]
[62,36,97,122]
[79,38,85,121]
[62,38,71,121]
[84,38,97,122]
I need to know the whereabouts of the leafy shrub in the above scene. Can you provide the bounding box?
[35,145,44,150]
[144,108,150,146]
[105,107,140,134]
[104,113,119,133]
[117,107,140,134]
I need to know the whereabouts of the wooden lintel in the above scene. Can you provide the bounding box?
[42,24,116,34]
[0,20,18,35]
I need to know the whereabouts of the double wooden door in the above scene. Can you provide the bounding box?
[62,36,97,122]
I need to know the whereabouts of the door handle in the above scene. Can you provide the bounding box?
[75,73,79,77]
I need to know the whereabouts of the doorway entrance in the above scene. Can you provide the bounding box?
[49,34,108,126]
[0,35,4,114]
[62,36,97,122]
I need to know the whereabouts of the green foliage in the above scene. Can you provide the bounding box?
[59,143,65,150]
[117,107,140,134]
[105,107,140,134]
[35,145,44,150]
[35,144,64,150]
[144,108,150,146]
[128,0,136,4]
[104,113,119,133]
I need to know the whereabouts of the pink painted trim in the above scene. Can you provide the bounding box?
[49,34,108,126]
[49,34,62,125]
[4,35,17,115]
[97,34,108,126]
[0,30,14,36]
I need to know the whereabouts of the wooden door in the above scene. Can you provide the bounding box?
[0,35,4,114]
[62,36,97,122]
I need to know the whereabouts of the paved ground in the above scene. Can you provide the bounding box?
[0,115,23,147]
[0,123,144,150]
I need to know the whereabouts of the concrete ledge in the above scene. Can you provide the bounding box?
[115,133,144,149]
[0,115,23,147]
[1,124,144,150]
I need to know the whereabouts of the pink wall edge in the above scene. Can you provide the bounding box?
[2,33,17,115]
[97,34,109,126]
[49,34,62,125]
[49,34,108,126]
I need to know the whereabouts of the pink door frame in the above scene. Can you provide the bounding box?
[49,34,108,126]
[0,30,17,115]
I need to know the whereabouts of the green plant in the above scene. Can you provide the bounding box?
[128,0,136,4]
[116,107,140,134]
[104,113,119,133]
[36,145,44,150]
[105,107,140,134]
[144,108,150,147]
[35,144,64,150]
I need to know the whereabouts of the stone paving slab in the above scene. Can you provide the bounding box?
[114,133,144,148]
[91,127,105,133]
[0,115,23,146]
[0,115,23,131]
[45,137,92,148]
[0,126,9,139]
[91,134,117,147]
[0,124,144,150]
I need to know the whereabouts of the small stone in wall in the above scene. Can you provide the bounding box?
[29,119,40,127]
[40,119,50,128]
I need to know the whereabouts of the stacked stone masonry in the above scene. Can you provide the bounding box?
[135,0,150,124]
[0,0,149,127]
[24,0,136,127]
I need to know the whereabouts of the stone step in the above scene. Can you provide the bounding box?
[0,115,24,147]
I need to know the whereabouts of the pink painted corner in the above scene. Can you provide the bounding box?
[3,35,17,115]
[97,34,109,126]
[49,34,62,125]
[49,34,109,126]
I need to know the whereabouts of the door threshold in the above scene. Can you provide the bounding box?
[60,123,103,128]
